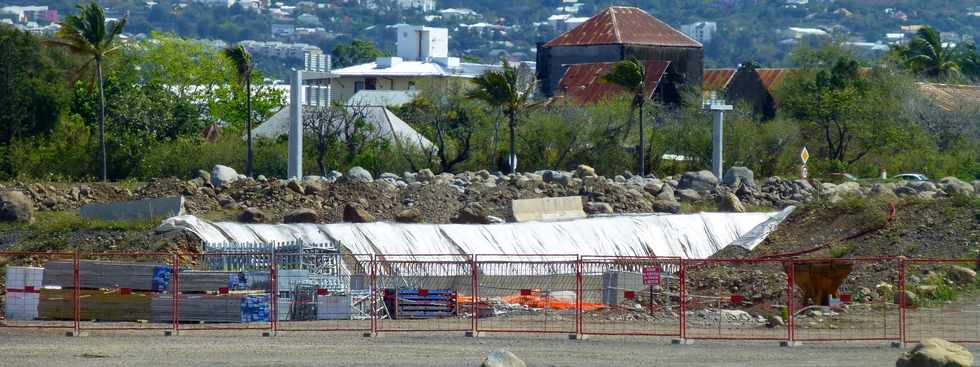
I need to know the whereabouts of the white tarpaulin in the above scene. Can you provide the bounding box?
[158,207,793,260]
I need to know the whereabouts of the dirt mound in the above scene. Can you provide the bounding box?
[716,196,979,259]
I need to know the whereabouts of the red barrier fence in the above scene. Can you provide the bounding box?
[1,251,977,344]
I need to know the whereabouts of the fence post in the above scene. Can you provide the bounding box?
[169,253,180,336]
[781,260,799,347]
[367,255,378,337]
[467,255,480,337]
[679,258,686,340]
[896,257,907,348]
[268,251,278,336]
[573,255,585,340]
[72,249,81,336]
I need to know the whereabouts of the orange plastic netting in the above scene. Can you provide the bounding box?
[458,292,604,311]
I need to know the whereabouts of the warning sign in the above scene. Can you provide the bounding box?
[642,267,661,286]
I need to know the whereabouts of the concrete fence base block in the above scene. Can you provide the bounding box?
[780,341,803,347]
[80,196,185,221]
[362,332,380,338]
[671,338,694,345]
[891,342,906,349]
[163,330,178,337]
[464,331,483,338]
[65,331,88,337]
[568,334,590,340]
[261,331,275,337]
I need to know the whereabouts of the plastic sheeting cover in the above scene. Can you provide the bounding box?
[158,207,793,260]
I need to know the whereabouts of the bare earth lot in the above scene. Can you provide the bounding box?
[1,330,976,367]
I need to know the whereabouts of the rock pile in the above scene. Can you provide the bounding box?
[1,165,975,225]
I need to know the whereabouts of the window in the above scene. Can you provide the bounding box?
[354,81,365,92]
[365,77,377,90]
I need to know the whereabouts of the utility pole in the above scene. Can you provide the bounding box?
[703,92,733,180]
[288,69,304,179]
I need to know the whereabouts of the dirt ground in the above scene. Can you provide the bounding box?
[2,329,972,367]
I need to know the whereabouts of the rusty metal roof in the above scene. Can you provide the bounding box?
[544,6,702,48]
[703,68,736,92]
[557,60,670,105]
[756,68,801,96]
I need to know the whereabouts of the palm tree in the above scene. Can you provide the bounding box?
[467,61,535,174]
[603,58,648,176]
[223,44,255,177]
[48,1,126,181]
[898,26,961,79]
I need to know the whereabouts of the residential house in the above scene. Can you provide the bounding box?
[536,6,704,101]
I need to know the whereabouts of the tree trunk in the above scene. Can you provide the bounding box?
[508,110,517,174]
[245,76,254,177]
[491,108,501,172]
[638,100,645,177]
[96,57,107,182]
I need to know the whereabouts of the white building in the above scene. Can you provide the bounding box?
[396,0,436,12]
[318,25,501,102]
[241,40,322,60]
[786,27,828,39]
[681,21,718,43]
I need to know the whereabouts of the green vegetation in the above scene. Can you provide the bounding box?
[0,2,976,182]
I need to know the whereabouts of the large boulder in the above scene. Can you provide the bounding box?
[238,207,267,223]
[585,202,614,214]
[481,350,526,367]
[939,177,975,195]
[719,192,746,213]
[395,208,422,223]
[283,208,318,223]
[897,338,974,367]
[651,200,681,214]
[678,170,719,191]
[657,184,676,202]
[723,166,755,187]
[287,180,305,195]
[211,165,240,187]
[574,164,597,179]
[302,178,325,194]
[343,204,375,223]
[0,191,34,223]
[346,167,373,183]
[676,189,701,202]
[451,202,493,224]
[945,266,977,286]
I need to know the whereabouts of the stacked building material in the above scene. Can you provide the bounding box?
[43,261,172,291]
[39,289,153,321]
[4,267,43,320]
[150,293,270,323]
[385,288,457,319]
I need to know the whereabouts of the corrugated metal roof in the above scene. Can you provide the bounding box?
[703,68,736,91]
[916,82,980,112]
[557,60,670,104]
[544,6,702,48]
[756,68,801,95]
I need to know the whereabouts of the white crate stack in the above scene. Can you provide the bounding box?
[5,266,44,320]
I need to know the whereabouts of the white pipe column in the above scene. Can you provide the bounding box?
[704,93,733,180]
[288,69,304,179]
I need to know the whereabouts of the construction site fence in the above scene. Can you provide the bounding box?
[0,252,977,344]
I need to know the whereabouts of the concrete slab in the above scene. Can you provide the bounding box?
[511,196,586,222]
[80,196,185,221]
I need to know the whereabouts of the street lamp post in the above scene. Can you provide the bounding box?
[703,92,733,180]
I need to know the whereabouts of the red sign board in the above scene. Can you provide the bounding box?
[520,289,532,296]
[316,288,330,296]
[623,291,636,300]
[642,267,661,286]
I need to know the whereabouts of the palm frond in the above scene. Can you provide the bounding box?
[222,44,254,83]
